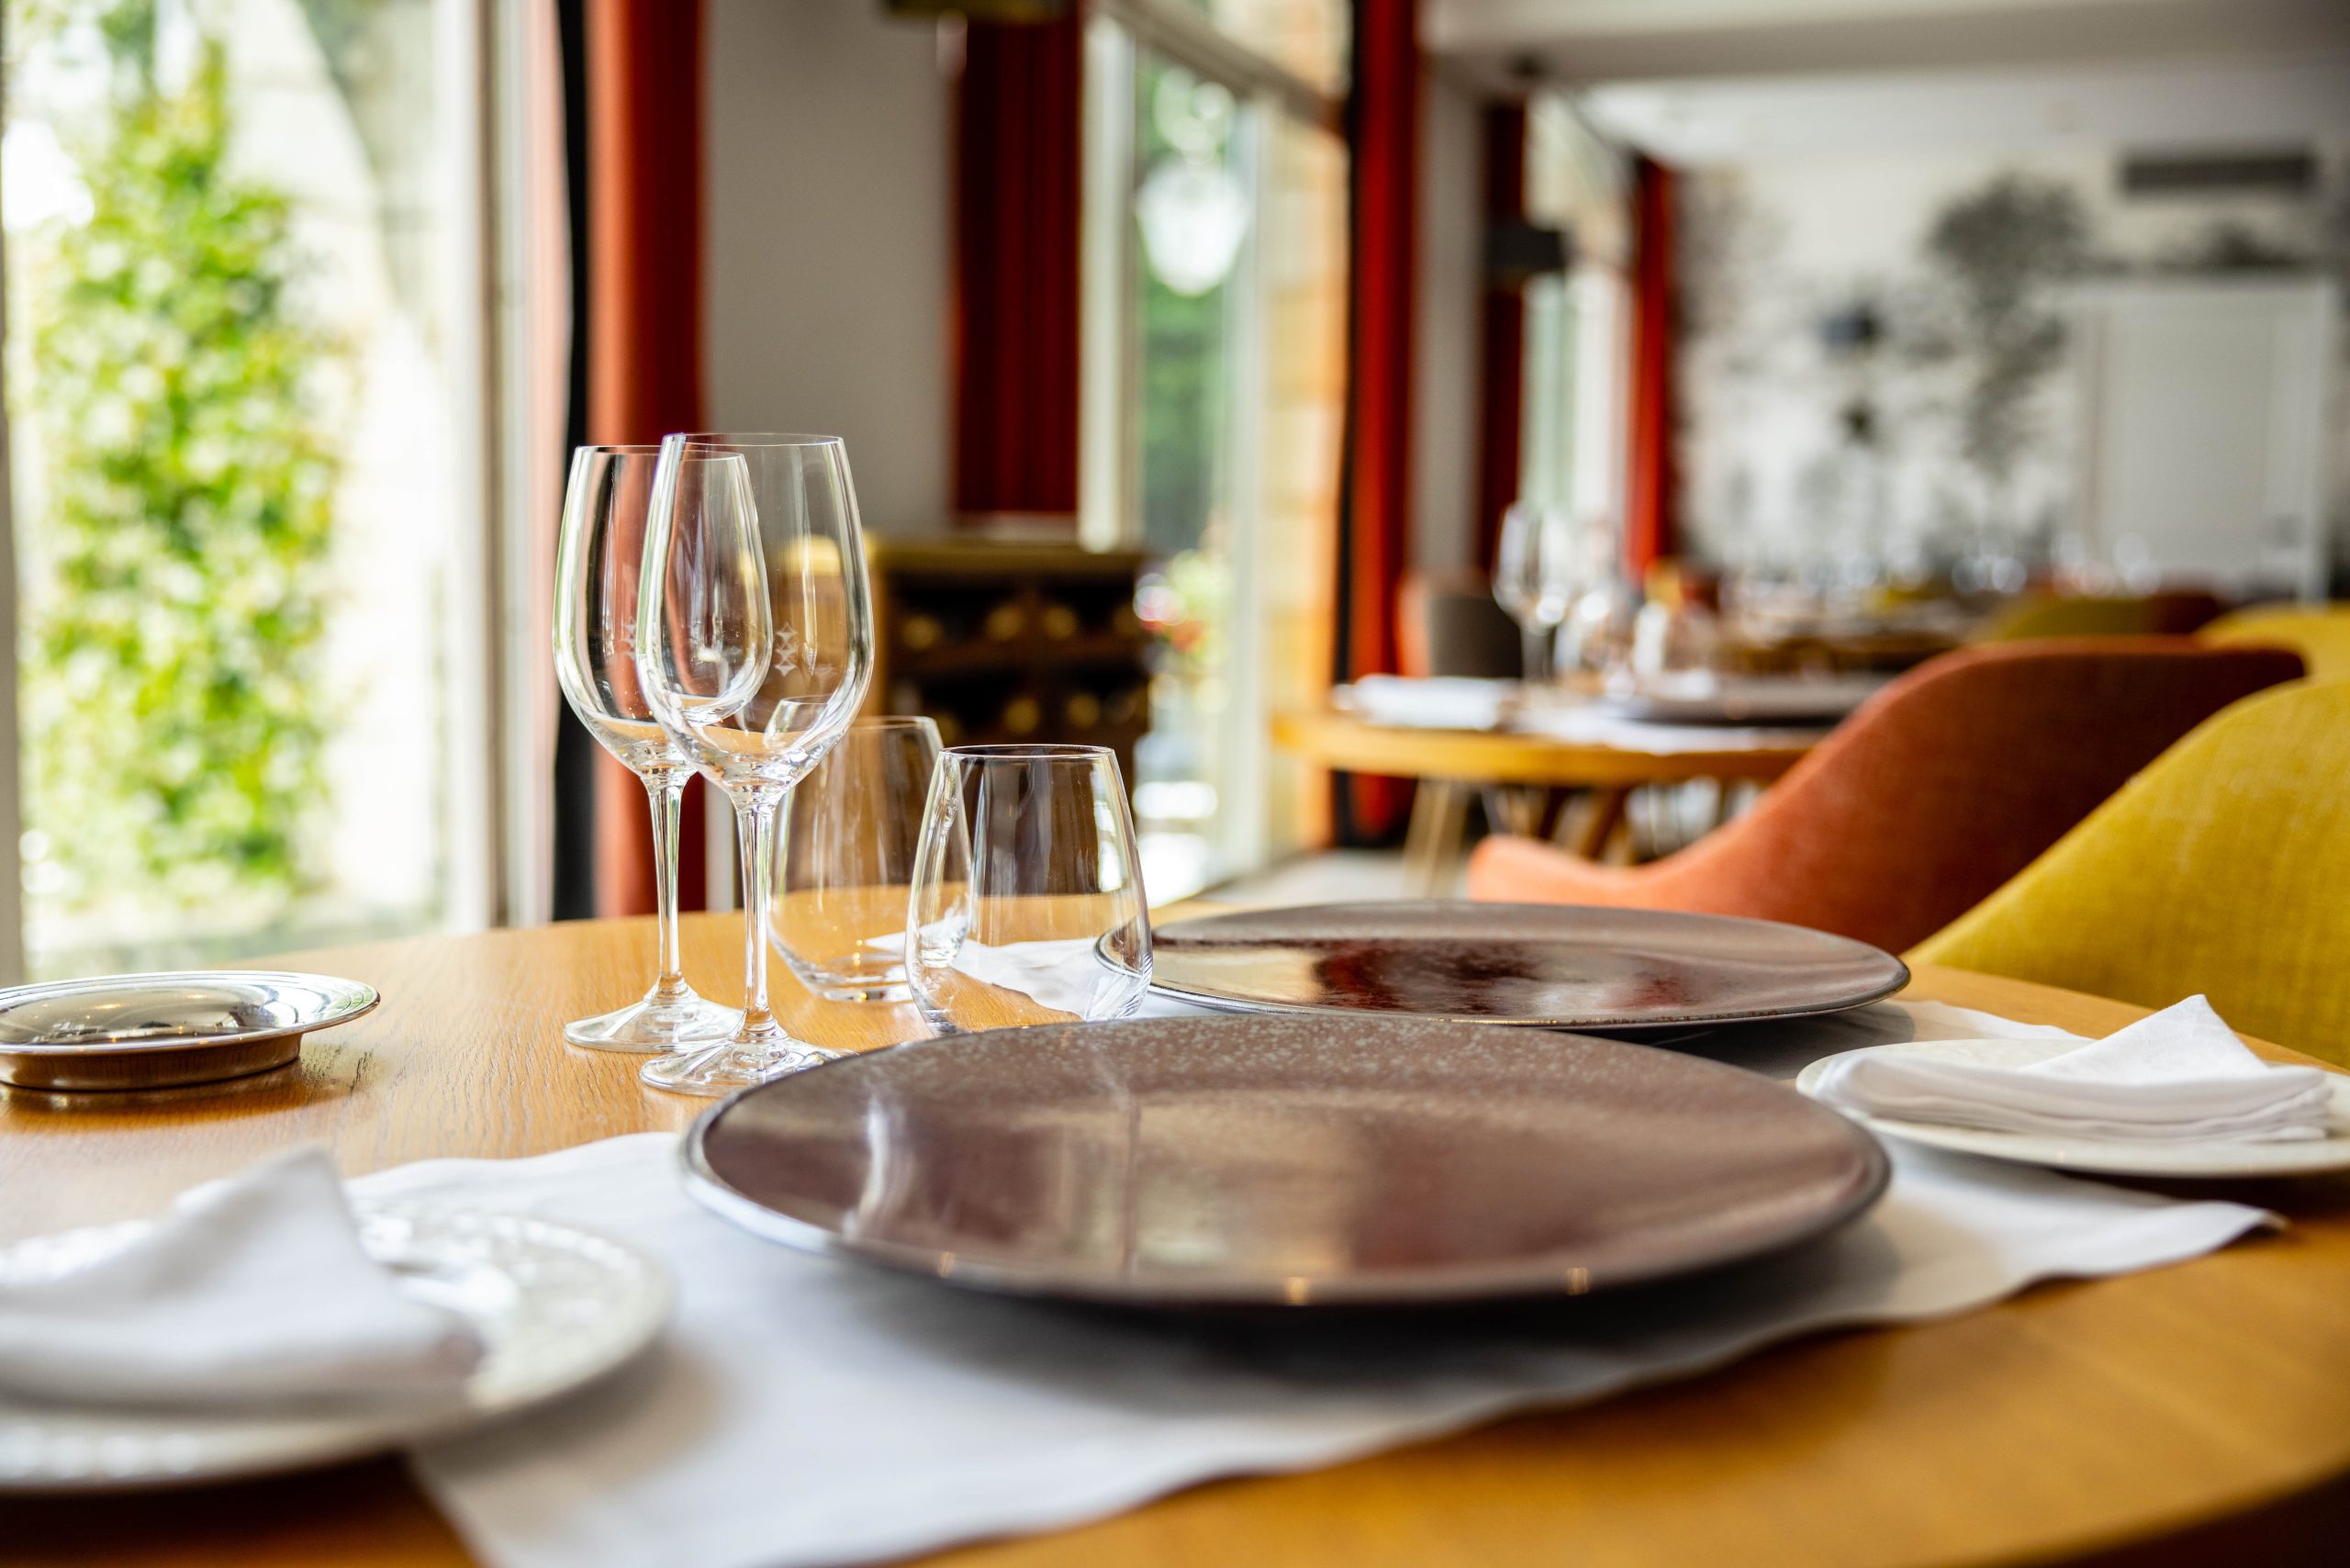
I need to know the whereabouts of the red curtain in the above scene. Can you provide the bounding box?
[1625,153,1677,580]
[952,15,1084,520]
[586,0,709,916]
[1336,0,1421,839]
[1472,103,1527,573]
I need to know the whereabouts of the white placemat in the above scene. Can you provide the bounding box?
[375,1004,2274,1568]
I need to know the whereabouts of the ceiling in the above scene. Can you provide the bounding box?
[1426,0,2350,160]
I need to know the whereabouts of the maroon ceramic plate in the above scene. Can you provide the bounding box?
[1147,902,1908,1033]
[683,1014,1890,1309]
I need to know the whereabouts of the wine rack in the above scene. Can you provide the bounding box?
[867,539,1153,782]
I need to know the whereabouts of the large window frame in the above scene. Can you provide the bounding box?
[1080,0,1345,894]
[0,0,553,977]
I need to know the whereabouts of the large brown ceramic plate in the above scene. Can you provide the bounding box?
[683,1015,1891,1309]
[1147,902,1908,1032]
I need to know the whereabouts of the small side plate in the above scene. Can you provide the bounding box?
[0,972,379,1092]
[0,1204,672,1492]
[1796,1037,2350,1178]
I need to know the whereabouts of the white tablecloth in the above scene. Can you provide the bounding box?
[370,1002,2272,1568]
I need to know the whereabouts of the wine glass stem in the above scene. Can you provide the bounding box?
[645,770,689,1002]
[1523,624,1550,684]
[734,786,785,1041]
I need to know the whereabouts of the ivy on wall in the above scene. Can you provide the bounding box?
[10,0,343,921]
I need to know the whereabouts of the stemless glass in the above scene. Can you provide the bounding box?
[906,745,1151,1032]
[1493,504,1575,683]
[771,714,942,1002]
[551,445,740,1052]
[634,432,874,1094]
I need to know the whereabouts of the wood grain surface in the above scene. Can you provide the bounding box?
[4,914,2348,1567]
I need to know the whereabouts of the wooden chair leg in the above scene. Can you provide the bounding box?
[1402,780,1472,895]
[1570,785,1631,861]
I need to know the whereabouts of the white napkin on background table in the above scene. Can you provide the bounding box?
[1342,676,1516,731]
[1510,702,1830,756]
[0,1147,484,1407]
[1812,995,2334,1143]
[381,1001,2276,1568]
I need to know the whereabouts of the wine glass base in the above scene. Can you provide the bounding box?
[565,991,743,1054]
[637,1035,847,1097]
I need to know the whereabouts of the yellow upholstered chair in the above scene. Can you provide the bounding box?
[2201,603,2350,683]
[1911,680,2350,1065]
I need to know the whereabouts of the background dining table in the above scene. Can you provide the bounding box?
[1270,708,1818,890]
[3,910,2348,1567]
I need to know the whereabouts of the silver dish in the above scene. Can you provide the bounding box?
[0,972,379,1092]
[1147,902,1908,1034]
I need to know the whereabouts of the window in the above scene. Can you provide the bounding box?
[2,0,509,977]
[1080,0,1347,900]
[1519,97,1631,538]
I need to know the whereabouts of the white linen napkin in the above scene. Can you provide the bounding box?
[381,1001,2275,1568]
[1342,676,1516,731]
[0,1147,484,1407]
[1811,995,2334,1143]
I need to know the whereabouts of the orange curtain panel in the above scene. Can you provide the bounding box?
[1624,153,1676,579]
[1336,0,1421,840]
[952,11,1084,519]
[585,0,709,916]
[1472,102,1527,573]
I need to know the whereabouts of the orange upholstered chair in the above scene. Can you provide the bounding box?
[1465,640,2302,953]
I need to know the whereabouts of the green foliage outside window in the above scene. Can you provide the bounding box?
[9,1,342,923]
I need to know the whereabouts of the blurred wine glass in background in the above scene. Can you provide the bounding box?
[1492,504,1577,684]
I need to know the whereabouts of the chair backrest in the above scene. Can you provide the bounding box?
[2200,603,2350,683]
[1976,589,2224,642]
[1668,638,2302,952]
[1912,679,2350,1065]
[1398,567,1522,679]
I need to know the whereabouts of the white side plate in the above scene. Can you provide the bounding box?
[1796,1036,2350,1177]
[0,1204,670,1492]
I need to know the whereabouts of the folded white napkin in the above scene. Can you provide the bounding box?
[1812,995,2335,1143]
[0,1147,485,1407]
[1343,676,1516,731]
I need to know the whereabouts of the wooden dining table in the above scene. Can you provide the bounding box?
[1272,707,1819,890]
[5,911,2349,1567]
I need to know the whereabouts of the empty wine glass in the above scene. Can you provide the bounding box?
[1493,504,1576,683]
[771,714,942,1002]
[906,745,1151,1032]
[634,432,875,1094]
[551,445,740,1052]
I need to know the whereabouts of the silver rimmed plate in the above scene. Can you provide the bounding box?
[0,1204,671,1492]
[0,972,379,1092]
[684,1014,1891,1310]
[1147,902,1908,1033]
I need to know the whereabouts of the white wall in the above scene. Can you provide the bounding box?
[1412,67,1483,572]
[704,0,953,535]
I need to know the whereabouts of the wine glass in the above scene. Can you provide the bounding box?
[634,432,875,1094]
[1493,504,1576,683]
[906,745,1151,1032]
[551,445,740,1052]
[771,714,942,1002]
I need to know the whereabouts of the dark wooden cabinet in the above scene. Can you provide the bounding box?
[867,540,1152,783]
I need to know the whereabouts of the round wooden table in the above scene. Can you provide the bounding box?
[5,913,2348,1567]
[1272,709,1818,888]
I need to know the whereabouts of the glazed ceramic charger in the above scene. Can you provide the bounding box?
[685,1014,1891,1310]
[1147,902,1908,1033]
